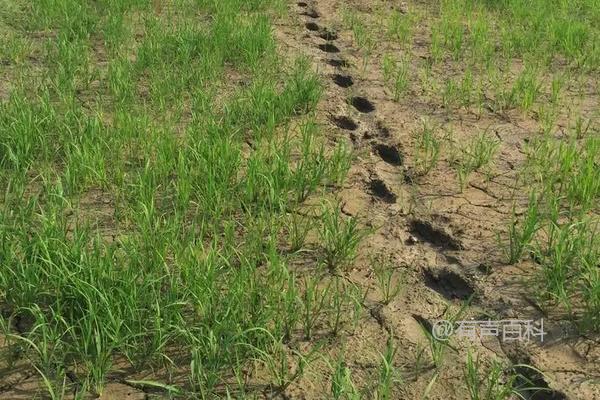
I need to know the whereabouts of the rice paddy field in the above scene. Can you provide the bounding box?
[0,0,598,399]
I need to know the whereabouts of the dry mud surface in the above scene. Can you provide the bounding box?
[272,1,599,399]
[0,1,598,399]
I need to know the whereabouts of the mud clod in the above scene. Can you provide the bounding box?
[412,314,433,334]
[403,168,416,184]
[327,58,350,68]
[332,74,353,88]
[424,267,474,301]
[373,143,403,166]
[376,121,391,138]
[409,219,463,250]
[319,30,338,41]
[318,43,340,53]
[369,179,397,203]
[305,22,319,31]
[350,96,375,113]
[302,9,320,18]
[331,116,358,131]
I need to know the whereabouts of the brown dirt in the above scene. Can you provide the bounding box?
[1,1,598,399]
[273,0,599,399]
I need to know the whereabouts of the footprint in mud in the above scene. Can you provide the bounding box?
[302,8,320,18]
[423,267,475,301]
[369,178,397,203]
[350,96,375,113]
[332,74,353,88]
[330,115,358,131]
[409,219,463,250]
[318,43,340,53]
[373,143,403,166]
[305,22,320,31]
[327,58,350,68]
[319,30,339,41]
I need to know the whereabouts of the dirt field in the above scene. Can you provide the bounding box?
[0,0,598,399]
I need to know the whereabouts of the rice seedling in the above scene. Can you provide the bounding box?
[419,324,449,370]
[464,352,524,400]
[451,132,500,189]
[247,335,318,394]
[508,132,599,330]
[0,0,364,396]
[468,17,494,68]
[301,274,331,340]
[342,8,375,75]
[330,355,360,400]
[382,54,410,101]
[511,65,543,111]
[285,211,314,253]
[327,142,353,187]
[387,10,413,45]
[373,257,405,305]
[572,115,592,139]
[414,119,441,175]
[319,203,367,270]
[438,8,464,60]
[327,276,358,336]
[376,336,403,400]
[1,0,598,397]
[504,198,541,265]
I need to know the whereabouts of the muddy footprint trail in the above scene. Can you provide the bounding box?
[280,1,598,399]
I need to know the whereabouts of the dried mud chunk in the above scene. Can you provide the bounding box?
[327,58,350,68]
[318,43,340,53]
[412,314,433,334]
[423,267,474,301]
[302,8,320,18]
[319,30,339,41]
[370,304,393,333]
[330,115,358,131]
[376,121,391,138]
[101,383,146,399]
[305,22,320,31]
[373,143,403,166]
[369,179,396,203]
[332,74,353,88]
[350,96,375,113]
[403,167,416,184]
[409,219,463,250]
